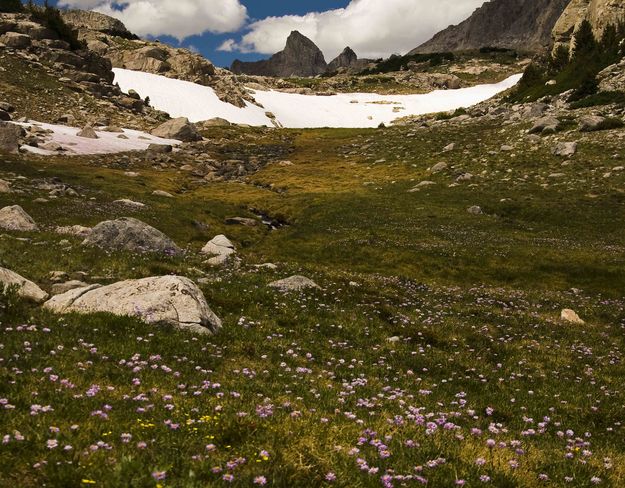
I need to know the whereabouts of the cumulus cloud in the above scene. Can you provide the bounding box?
[57,0,248,41]
[220,0,486,60]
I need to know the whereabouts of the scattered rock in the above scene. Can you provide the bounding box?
[201,235,236,266]
[151,117,201,142]
[146,143,173,154]
[77,125,98,139]
[0,179,12,193]
[152,190,174,198]
[560,308,584,324]
[0,267,48,303]
[430,162,448,173]
[579,115,623,132]
[553,141,577,157]
[113,199,146,209]
[56,225,92,238]
[269,275,320,292]
[83,217,181,255]
[442,143,456,152]
[529,116,560,134]
[0,205,38,231]
[44,276,221,334]
[467,205,483,215]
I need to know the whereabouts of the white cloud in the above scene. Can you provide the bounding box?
[58,0,248,41]
[224,0,486,60]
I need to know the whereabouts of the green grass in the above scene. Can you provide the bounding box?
[1,119,625,486]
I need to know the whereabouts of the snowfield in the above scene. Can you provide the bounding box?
[17,121,180,155]
[113,68,522,129]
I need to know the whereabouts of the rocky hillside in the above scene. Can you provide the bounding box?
[552,0,625,52]
[411,0,571,54]
[231,31,328,77]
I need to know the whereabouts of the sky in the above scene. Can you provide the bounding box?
[40,0,487,68]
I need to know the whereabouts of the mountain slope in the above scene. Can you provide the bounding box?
[411,0,571,54]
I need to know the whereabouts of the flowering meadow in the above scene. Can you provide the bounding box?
[1,275,624,487]
[2,120,625,486]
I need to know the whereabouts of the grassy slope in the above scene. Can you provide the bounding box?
[1,120,625,487]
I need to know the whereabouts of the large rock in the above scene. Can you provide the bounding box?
[1,32,32,49]
[269,275,320,292]
[552,0,625,54]
[560,308,585,324]
[201,234,236,266]
[0,122,25,153]
[412,0,570,54]
[0,205,38,232]
[231,31,328,77]
[151,118,201,142]
[44,276,221,334]
[0,267,48,303]
[83,217,181,255]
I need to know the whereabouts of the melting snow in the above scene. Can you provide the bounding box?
[113,68,522,129]
[17,121,180,155]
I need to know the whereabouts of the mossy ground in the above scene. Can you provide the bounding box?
[1,119,624,487]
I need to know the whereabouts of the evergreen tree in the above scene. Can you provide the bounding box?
[572,20,597,59]
[549,45,570,73]
[0,0,23,13]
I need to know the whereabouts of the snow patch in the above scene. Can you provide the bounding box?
[17,121,180,155]
[113,68,522,129]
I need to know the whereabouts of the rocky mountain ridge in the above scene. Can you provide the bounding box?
[412,0,571,54]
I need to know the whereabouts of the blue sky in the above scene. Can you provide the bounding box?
[40,0,484,68]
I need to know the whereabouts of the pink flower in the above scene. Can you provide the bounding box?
[254,476,267,485]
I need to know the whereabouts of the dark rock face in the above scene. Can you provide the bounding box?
[231,31,327,77]
[327,46,358,72]
[411,0,571,54]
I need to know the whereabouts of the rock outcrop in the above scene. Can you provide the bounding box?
[552,0,625,53]
[0,267,48,303]
[231,31,328,77]
[44,276,221,334]
[201,235,236,266]
[412,0,571,54]
[61,10,135,39]
[83,217,181,255]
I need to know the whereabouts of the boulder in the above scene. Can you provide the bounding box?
[0,122,25,153]
[578,115,623,132]
[0,267,48,303]
[430,162,448,173]
[77,125,98,139]
[269,275,320,292]
[44,276,221,334]
[147,143,172,154]
[0,179,12,193]
[201,234,236,266]
[529,116,560,134]
[83,217,181,255]
[0,205,38,231]
[1,32,31,49]
[151,117,201,142]
[560,308,584,324]
[553,141,577,157]
[467,205,483,215]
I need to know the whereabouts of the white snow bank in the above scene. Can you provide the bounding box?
[113,68,522,129]
[16,121,180,155]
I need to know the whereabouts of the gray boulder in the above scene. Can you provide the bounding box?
[269,275,320,292]
[578,115,623,132]
[0,267,48,303]
[529,116,560,134]
[553,141,577,157]
[0,205,38,231]
[83,217,181,255]
[151,117,201,142]
[0,122,25,153]
[44,276,221,334]
[77,125,98,139]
